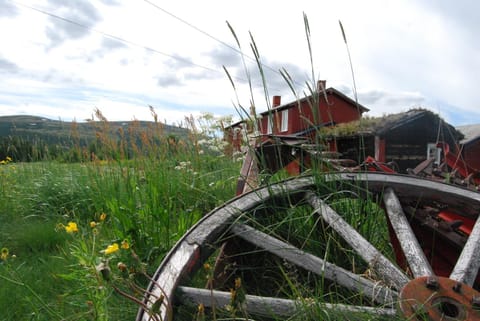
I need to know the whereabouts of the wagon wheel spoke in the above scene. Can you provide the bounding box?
[450,216,480,286]
[306,191,409,289]
[230,223,397,305]
[177,286,397,319]
[383,187,434,278]
[137,173,480,321]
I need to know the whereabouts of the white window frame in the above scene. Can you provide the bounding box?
[427,143,441,165]
[267,114,273,134]
[280,109,288,132]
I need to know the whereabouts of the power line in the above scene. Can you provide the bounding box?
[12,1,225,76]
[142,0,242,58]
[142,0,307,89]
[11,0,306,101]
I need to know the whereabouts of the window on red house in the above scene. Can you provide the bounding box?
[267,114,273,134]
[281,109,288,132]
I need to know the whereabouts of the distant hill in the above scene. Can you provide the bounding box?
[0,115,188,144]
[0,115,190,161]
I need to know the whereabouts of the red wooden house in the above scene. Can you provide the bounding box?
[224,80,369,154]
[225,81,370,193]
[257,80,369,138]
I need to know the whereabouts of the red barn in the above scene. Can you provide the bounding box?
[257,80,369,139]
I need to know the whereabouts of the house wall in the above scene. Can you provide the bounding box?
[375,137,386,162]
[258,92,363,137]
[331,111,462,172]
[223,122,247,155]
[334,135,375,165]
[316,94,363,128]
[381,114,459,172]
[463,140,480,171]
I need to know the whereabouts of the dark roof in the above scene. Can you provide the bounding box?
[259,87,369,115]
[457,124,480,145]
[373,109,431,135]
[373,109,463,140]
[324,108,463,141]
[224,119,247,130]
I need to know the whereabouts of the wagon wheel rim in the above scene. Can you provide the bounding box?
[136,172,480,321]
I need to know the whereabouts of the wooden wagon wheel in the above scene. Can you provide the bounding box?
[136,172,480,321]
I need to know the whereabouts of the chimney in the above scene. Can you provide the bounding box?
[317,80,326,92]
[272,95,281,107]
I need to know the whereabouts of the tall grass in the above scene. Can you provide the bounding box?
[0,14,397,321]
[161,15,404,321]
[166,173,401,321]
[0,111,241,320]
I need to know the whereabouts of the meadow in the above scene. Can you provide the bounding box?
[0,113,241,320]
[0,19,409,321]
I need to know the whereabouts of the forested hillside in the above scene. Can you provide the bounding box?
[0,115,189,162]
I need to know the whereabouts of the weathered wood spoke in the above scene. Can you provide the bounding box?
[230,223,397,306]
[177,286,397,319]
[306,191,409,290]
[137,173,480,321]
[383,187,434,278]
[450,215,480,285]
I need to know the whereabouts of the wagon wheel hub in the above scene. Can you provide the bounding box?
[399,276,480,320]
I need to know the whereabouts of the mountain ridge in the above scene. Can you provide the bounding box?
[0,114,188,141]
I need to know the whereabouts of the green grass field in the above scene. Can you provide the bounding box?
[0,142,240,320]
[0,18,404,320]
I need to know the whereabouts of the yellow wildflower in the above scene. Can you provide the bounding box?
[90,221,97,228]
[234,277,242,289]
[1,248,9,260]
[197,303,205,320]
[65,222,79,233]
[103,243,119,255]
[121,239,129,250]
[99,213,107,221]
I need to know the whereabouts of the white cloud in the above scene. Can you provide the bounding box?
[0,0,479,126]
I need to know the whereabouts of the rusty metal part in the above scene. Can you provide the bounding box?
[399,276,480,320]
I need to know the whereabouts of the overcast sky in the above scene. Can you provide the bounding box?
[1,0,479,126]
